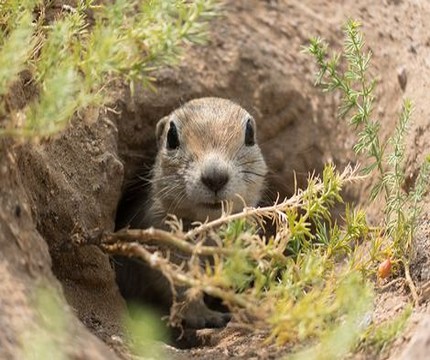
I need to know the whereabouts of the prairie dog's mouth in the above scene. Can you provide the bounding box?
[199,202,223,210]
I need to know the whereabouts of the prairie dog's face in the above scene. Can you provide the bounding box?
[152,97,267,223]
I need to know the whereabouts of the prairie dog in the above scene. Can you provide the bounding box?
[116,97,267,330]
[143,97,267,228]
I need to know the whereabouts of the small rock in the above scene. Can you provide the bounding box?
[110,335,123,344]
[397,66,407,91]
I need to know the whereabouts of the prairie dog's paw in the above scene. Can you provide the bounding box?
[180,298,231,329]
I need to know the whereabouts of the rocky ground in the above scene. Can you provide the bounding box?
[1,0,430,359]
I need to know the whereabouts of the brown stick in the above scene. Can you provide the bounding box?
[103,227,234,256]
[403,261,419,306]
[101,241,256,311]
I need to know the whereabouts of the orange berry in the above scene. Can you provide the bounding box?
[378,258,392,279]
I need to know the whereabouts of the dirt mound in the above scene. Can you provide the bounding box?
[2,0,430,359]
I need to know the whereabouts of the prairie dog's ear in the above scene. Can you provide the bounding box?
[155,115,170,148]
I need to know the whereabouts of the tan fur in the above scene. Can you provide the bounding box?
[145,97,267,228]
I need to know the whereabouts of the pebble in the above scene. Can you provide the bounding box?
[397,66,407,91]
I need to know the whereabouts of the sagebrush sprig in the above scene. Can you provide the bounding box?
[306,19,430,272]
[0,11,34,96]
[0,0,219,137]
[408,155,430,239]
[307,20,384,182]
[384,100,411,244]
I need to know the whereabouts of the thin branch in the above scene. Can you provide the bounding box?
[101,241,257,311]
[186,165,364,239]
[403,261,419,306]
[103,227,234,256]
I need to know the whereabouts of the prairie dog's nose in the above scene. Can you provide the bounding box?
[201,157,230,193]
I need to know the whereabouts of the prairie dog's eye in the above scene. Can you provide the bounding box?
[166,121,180,150]
[244,118,255,146]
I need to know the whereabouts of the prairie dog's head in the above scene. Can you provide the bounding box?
[152,97,267,223]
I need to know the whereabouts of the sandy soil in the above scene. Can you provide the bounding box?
[1,0,430,359]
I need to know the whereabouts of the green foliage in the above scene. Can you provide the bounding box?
[124,303,166,358]
[408,155,430,238]
[21,285,166,359]
[307,20,381,176]
[290,274,373,360]
[306,19,430,260]
[360,304,412,353]
[0,10,34,96]
[287,165,344,255]
[0,0,218,137]
[100,165,378,354]
[21,286,69,360]
[296,19,430,355]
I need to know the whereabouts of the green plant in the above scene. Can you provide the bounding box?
[124,303,167,358]
[360,304,412,353]
[21,286,68,360]
[20,284,166,359]
[0,0,218,137]
[81,164,376,355]
[307,19,430,301]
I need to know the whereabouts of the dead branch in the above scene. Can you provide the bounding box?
[101,241,258,312]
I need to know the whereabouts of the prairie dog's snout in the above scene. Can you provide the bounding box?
[200,154,230,194]
[149,97,267,224]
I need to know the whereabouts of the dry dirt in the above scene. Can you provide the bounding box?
[2,0,430,359]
